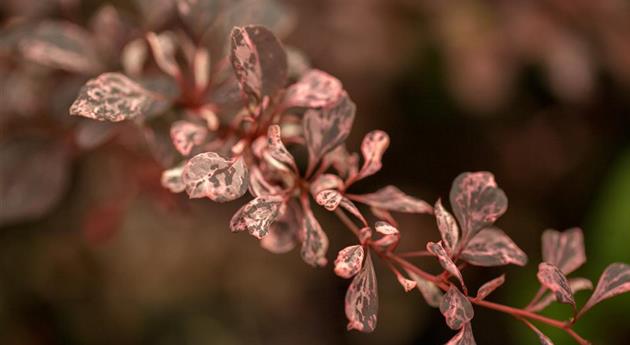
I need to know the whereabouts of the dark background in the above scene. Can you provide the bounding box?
[1,0,629,344]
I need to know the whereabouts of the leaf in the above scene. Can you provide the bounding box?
[529,278,593,312]
[475,275,505,300]
[300,201,329,267]
[542,228,586,275]
[460,228,528,267]
[578,263,630,317]
[248,166,282,197]
[339,198,368,226]
[348,185,433,214]
[407,271,443,308]
[70,73,162,122]
[440,286,474,330]
[435,198,459,254]
[182,152,249,202]
[284,69,343,108]
[146,31,180,77]
[170,121,208,156]
[230,195,285,239]
[396,276,417,292]
[372,221,400,249]
[370,207,398,228]
[303,94,356,166]
[20,21,103,74]
[230,25,288,104]
[356,130,390,180]
[427,241,466,290]
[260,200,300,253]
[537,262,575,308]
[122,38,148,76]
[521,319,554,345]
[445,323,477,345]
[449,172,508,244]
[265,125,297,172]
[334,245,365,279]
[310,174,344,196]
[176,0,221,37]
[325,145,359,180]
[161,164,186,193]
[345,252,378,332]
[315,190,343,211]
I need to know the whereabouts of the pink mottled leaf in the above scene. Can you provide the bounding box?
[310,174,344,196]
[176,0,220,36]
[542,228,586,275]
[122,38,148,76]
[316,190,343,211]
[435,199,459,254]
[440,286,474,330]
[325,145,359,180]
[20,21,103,74]
[230,25,287,104]
[300,201,329,267]
[355,130,390,181]
[372,221,400,249]
[146,31,180,77]
[529,278,593,312]
[170,121,208,156]
[339,198,368,226]
[348,185,432,214]
[427,242,466,290]
[396,276,417,292]
[445,323,477,345]
[70,73,162,122]
[407,270,443,308]
[334,245,365,279]
[265,125,298,172]
[260,200,300,254]
[161,164,186,193]
[284,69,343,108]
[345,252,378,332]
[537,262,575,308]
[578,263,630,318]
[522,319,554,345]
[475,275,505,300]
[461,228,528,267]
[370,207,398,227]
[182,152,249,202]
[303,94,356,166]
[230,195,285,239]
[449,172,507,243]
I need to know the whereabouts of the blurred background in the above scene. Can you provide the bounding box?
[1,0,629,344]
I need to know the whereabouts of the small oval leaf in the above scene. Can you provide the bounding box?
[356,130,389,180]
[170,120,208,156]
[316,189,343,211]
[266,124,297,172]
[446,323,477,345]
[542,228,586,275]
[529,278,593,312]
[427,241,466,291]
[475,275,505,300]
[161,164,186,193]
[537,262,575,308]
[182,152,249,202]
[230,195,285,239]
[440,286,474,330]
[407,270,443,308]
[284,69,343,108]
[334,245,365,279]
[300,201,329,267]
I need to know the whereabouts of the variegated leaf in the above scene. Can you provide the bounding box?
[315,190,343,211]
[578,263,630,318]
[170,121,208,156]
[310,174,344,196]
[260,200,300,253]
[146,31,180,77]
[475,275,505,300]
[182,152,249,202]
[284,69,343,108]
[407,271,443,308]
[435,198,459,254]
[303,94,356,166]
[427,242,466,290]
[248,166,282,197]
[345,252,378,332]
[70,73,161,122]
[334,245,365,279]
[300,202,329,267]
[461,228,528,267]
[445,323,477,345]
[325,145,359,180]
[542,228,586,275]
[266,125,297,172]
[356,130,389,181]
[230,25,287,104]
[537,262,575,308]
[339,198,368,226]
[396,276,417,292]
[161,164,186,193]
[372,221,400,249]
[449,172,507,243]
[348,185,432,214]
[230,195,285,239]
[370,207,398,227]
[529,278,593,312]
[440,286,474,330]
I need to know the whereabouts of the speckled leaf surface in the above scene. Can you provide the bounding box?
[345,252,378,332]
[461,228,528,267]
[542,228,586,275]
[284,69,343,108]
[537,262,575,308]
[230,195,285,239]
[356,130,389,180]
[435,198,459,254]
[335,245,365,279]
[440,286,474,330]
[427,241,465,290]
[170,121,208,156]
[182,152,249,202]
[349,185,432,214]
[578,263,630,317]
[475,275,505,300]
[300,202,329,267]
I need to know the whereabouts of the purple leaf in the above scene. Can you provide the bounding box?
[303,94,356,166]
[356,130,390,181]
[265,125,297,172]
[427,242,466,290]
[230,195,285,239]
[230,25,287,104]
[300,201,329,267]
[345,252,378,332]
[260,200,301,254]
[315,190,343,211]
[70,73,162,122]
[445,323,477,345]
[170,121,208,156]
[284,69,344,108]
[146,31,180,77]
[334,245,365,279]
[348,185,432,214]
[310,174,344,196]
[449,172,507,244]
[578,263,630,318]
[542,228,586,275]
[440,285,474,330]
[435,198,459,255]
[461,228,528,267]
[475,275,505,300]
[372,221,400,249]
[407,271,443,308]
[161,164,186,193]
[182,152,249,202]
[537,262,575,308]
[529,278,593,312]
